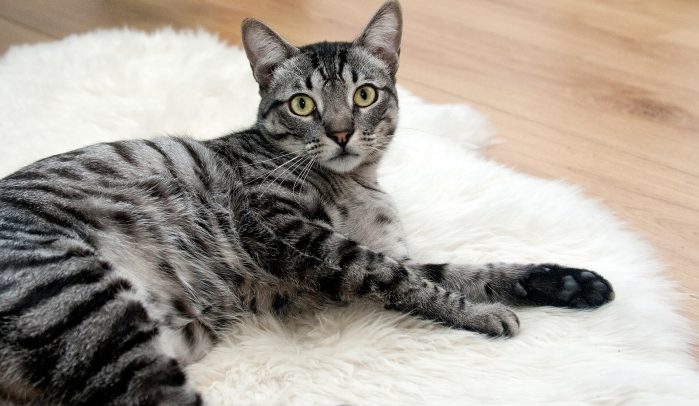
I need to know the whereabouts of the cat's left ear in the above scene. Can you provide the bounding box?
[241,19,299,88]
[354,1,403,76]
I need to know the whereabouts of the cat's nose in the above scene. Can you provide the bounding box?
[327,130,353,148]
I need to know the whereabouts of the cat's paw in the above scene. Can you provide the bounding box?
[458,303,520,337]
[157,385,203,406]
[515,264,614,309]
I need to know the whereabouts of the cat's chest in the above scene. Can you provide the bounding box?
[323,179,405,257]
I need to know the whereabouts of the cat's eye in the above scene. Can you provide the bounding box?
[289,94,316,116]
[353,85,377,107]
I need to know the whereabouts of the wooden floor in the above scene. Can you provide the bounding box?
[1,0,697,354]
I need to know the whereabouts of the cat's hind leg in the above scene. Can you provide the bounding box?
[0,256,203,405]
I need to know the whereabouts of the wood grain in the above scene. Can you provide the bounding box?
[0,17,53,53]
[0,0,697,355]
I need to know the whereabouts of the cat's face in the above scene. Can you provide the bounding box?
[242,1,402,173]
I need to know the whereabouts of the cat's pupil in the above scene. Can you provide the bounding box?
[360,89,367,99]
[299,98,306,109]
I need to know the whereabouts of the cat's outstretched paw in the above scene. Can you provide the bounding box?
[457,303,520,337]
[515,264,614,309]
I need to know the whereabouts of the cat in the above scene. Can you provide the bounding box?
[0,1,614,404]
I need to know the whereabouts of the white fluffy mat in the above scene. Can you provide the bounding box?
[1,29,697,405]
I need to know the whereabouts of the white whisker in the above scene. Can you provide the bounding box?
[237,150,301,169]
[293,158,315,202]
[245,154,303,186]
[259,155,307,198]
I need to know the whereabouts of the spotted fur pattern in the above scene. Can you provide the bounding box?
[0,2,613,404]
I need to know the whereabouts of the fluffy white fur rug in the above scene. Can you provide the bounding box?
[1,29,697,405]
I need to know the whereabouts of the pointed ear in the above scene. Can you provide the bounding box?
[241,19,299,87]
[354,1,403,75]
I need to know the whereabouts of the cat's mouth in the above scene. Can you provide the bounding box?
[328,150,359,161]
[321,149,363,173]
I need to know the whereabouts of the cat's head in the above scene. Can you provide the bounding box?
[242,1,402,173]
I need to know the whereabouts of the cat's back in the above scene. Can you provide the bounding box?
[0,135,246,404]
[0,135,248,279]
[1,136,225,190]
[0,136,231,228]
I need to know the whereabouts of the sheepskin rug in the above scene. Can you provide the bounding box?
[1,29,697,405]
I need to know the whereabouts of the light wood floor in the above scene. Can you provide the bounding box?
[1,0,698,355]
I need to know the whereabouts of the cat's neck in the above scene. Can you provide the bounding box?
[350,161,379,183]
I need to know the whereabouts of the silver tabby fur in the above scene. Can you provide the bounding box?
[0,2,613,404]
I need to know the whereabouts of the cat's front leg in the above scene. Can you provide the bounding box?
[412,262,615,309]
[255,214,520,337]
[340,184,411,262]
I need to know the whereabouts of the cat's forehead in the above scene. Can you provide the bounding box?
[272,42,390,94]
[299,41,351,70]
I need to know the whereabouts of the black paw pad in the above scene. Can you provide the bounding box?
[517,264,614,309]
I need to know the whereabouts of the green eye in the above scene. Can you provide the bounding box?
[353,85,377,107]
[289,94,316,116]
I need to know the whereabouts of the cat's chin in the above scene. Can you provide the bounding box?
[319,152,364,173]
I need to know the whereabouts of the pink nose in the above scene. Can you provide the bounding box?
[328,131,352,147]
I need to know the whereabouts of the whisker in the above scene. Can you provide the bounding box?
[286,155,311,182]
[367,140,416,154]
[363,144,388,156]
[293,158,315,202]
[237,149,301,169]
[297,162,315,203]
[244,154,303,186]
[259,155,308,198]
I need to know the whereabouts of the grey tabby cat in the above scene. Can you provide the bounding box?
[0,1,614,405]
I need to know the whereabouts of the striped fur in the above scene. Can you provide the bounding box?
[0,2,613,404]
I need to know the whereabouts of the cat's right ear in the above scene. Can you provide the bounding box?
[241,19,299,87]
